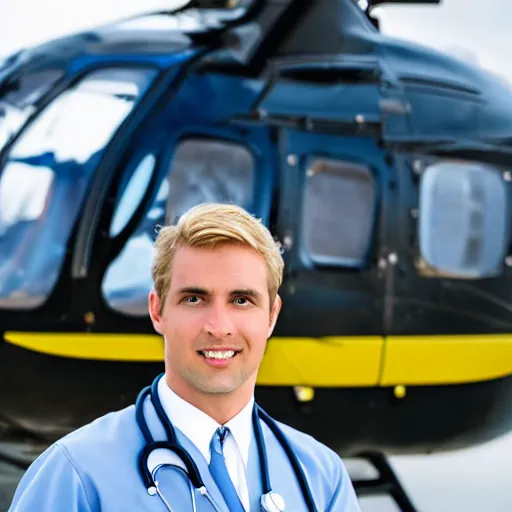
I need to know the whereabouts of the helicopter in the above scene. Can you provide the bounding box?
[1,0,512,509]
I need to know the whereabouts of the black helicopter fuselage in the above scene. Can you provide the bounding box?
[0,0,511,456]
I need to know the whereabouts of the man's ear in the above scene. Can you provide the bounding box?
[268,294,282,338]
[148,290,164,335]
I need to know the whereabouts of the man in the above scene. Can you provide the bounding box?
[9,203,361,511]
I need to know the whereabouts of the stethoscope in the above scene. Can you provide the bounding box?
[136,374,318,512]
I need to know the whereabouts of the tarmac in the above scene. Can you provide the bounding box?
[1,432,511,511]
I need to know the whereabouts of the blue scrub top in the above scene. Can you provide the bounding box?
[9,393,361,511]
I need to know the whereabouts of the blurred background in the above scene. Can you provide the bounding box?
[1,0,511,510]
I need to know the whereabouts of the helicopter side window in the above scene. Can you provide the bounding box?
[110,154,157,237]
[165,138,255,224]
[102,137,256,316]
[418,160,509,278]
[301,157,376,268]
[0,67,157,309]
[0,68,64,153]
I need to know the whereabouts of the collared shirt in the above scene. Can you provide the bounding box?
[157,376,254,511]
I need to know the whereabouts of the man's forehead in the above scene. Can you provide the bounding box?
[171,244,267,271]
[169,244,268,291]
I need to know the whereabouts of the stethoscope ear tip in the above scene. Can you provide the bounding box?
[147,486,157,496]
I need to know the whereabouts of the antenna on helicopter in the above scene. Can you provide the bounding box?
[362,0,441,30]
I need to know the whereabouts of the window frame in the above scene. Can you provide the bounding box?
[165,133,260,221]
[298,154,379,270]
[164,131,271,223]
[416,157,511,279]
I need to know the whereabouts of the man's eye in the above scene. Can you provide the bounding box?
[234,297,249,306]
[184,296,201,304]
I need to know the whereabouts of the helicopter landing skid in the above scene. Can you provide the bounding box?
[352,452,419,512]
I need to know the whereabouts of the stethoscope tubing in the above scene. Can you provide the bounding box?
[257,406,317,512]
[136,375,318,512]
[152,464,204,512]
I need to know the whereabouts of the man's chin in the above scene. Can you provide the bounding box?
[180,365,254,396]
[196,381,241,395]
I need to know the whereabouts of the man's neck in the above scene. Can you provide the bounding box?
[165,375,254,425]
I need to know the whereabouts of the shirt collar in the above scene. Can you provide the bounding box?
[157,375,254,467]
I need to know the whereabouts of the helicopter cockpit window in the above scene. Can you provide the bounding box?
[0,67,156,309]
[102,137,255,316]
[302,158,376,268]
[0,68,64,153]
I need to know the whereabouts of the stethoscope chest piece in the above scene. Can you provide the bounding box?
[261,491,286,512]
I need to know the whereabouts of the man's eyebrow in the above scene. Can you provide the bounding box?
[176,287,210,295]
[175,287,263,299]
[230,289,262,299]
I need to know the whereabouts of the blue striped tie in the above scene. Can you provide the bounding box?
[209,427,245,511]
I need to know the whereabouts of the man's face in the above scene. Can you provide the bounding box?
[149,244,281,400]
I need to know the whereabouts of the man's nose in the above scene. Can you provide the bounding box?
[203,303,233,338]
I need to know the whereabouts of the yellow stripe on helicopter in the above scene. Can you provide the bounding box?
[3,331,512,386]
[3,332,382,386]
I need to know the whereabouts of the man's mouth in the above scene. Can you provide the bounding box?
[198,349,242,360]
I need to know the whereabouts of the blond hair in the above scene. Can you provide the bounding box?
[152,203,284,312]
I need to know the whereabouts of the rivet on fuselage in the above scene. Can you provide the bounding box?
[413,160,423,174]
[84,312,95,325]
[257,108,268,120]
[287,154,298,166]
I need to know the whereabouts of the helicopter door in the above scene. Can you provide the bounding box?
[269,128,391,387]
[101,129,274,317]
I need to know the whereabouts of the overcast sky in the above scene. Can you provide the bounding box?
[375,0,512,84]
[0,0,510,85]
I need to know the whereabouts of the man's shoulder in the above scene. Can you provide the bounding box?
[9,406,144,511]
[274,420,343,472]
[56,405,139,467]
[276,420,338,455]
[62,404,137,442]
[272,420,361,511]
